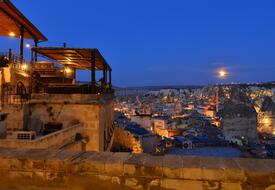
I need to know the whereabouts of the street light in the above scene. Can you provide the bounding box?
[8,32,16,37]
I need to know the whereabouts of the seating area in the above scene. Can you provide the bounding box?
[31,47,113,95]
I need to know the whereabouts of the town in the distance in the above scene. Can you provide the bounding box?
[113,82,275,158]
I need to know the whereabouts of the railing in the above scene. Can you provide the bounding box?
[46,84,113,94]
[0,51,30,75]
[33,82,114,95]
[0,51,28,65]
[2,84,30,106]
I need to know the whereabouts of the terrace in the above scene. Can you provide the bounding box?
[31,47,113,95]
[0,0,113,105]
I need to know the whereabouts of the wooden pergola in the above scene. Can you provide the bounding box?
[32,47,112,86]
[0,0,47,62]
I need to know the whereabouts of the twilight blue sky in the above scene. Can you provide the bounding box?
[1,0,275,87]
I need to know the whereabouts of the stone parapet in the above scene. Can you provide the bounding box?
[0,149,273,189]
[0,124,83,149]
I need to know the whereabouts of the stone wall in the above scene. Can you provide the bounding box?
[0,113,7,138]
[29,93,114,151]
[0,124,83,149]
[4,105,27,133]
[0,149,274,190]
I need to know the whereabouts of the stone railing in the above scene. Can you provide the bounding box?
[0,149,273,189]
[0,123,83,149]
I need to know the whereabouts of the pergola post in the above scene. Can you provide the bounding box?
[31,50,34,64]
[103,63,107,83]
[73,68,76,81]
[109,68,112,86]
[8,49,12,63]
[19,25,24,64]
[34,39,38,62]
[91,50,96,85]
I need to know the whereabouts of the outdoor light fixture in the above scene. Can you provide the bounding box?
[21,64,28,70]
[8,32,16,37]
[25,43,31,48]
[64,67,72,74]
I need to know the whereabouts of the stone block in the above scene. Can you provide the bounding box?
[202,181,221,189]
[234,158,275,187]
[221,182,243,190]
[201,157,227,181]
[125,178,143,190]
[142,154,163,177]
[124,154,163,180]
[161,179,203,190]
[45,171,68,186]
[163,154,183,178]
[181,156,203,180]
[124,153,146,177]
[105,152,130,175]
[72,151,111,174]
[266,184,275,190]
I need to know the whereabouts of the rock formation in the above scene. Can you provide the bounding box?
[221,101,258,143]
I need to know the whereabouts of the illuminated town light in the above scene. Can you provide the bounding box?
[9,32,16,37]
[262,117,270,125]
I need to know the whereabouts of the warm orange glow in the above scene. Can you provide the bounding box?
[21,64,28,70]
[219,70,226,77]
[217,69,228,79]
[64,67,72,74]
[25,43,31,48]
[262,117,270,125]
[9,32,16,37]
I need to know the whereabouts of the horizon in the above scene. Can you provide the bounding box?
[1,0,275,86]
[115,80,275,89]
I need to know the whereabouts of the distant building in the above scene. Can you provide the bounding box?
[153,116,181,137]
[0,0,115,152]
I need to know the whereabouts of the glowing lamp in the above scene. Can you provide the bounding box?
[64,67,72,74]
[25,43,31,48]
[9,32,16,37]
[21,64,28,70]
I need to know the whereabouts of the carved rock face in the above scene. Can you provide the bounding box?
[261,96,275,114]
[221,101,258,143]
